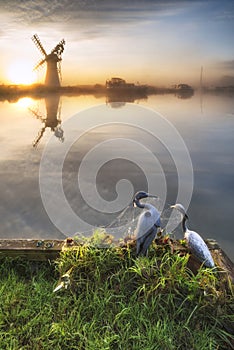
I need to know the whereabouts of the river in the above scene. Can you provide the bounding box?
[0,90,233,260]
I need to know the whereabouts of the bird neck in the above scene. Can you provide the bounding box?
[182,215,188,233]
[135,199,145,209]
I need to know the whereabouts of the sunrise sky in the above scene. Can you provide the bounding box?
[0,0,233,87]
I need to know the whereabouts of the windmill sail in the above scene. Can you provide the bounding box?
[33,58,47,71]
[32,34,47,57]
[32,34,65,87]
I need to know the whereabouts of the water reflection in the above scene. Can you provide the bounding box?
[106,89,147,108]
[0,91,233,261]
[29,95,64,147]
[175,89,194,99]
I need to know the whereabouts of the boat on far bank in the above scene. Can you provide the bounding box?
[106,77,147,93]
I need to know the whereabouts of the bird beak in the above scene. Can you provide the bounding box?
[170,205,175,209]
[133,199,137,207]
[147,194,158,199]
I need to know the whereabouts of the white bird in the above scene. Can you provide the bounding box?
[53,272,70,292]
[133,191,161,256]
[170,203,215,268]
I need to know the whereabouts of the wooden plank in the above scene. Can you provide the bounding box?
[0,239,64,261]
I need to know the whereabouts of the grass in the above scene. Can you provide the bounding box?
[0,235,233,350]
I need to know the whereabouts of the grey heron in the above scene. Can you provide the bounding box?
[133,191,161,256]
[171,203,215,268]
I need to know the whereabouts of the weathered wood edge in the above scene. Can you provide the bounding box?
[0,239,63,261]
[0,238,233,282]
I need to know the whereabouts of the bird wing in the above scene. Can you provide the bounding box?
[135,209,160,256]
[136,224,158,256]
[186,230,215,268]
[135,210,159,239]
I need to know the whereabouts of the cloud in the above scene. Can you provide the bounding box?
[1,0,233,85]
[220,60,234,70]
[0,0,194,40]
[215,60,234,71]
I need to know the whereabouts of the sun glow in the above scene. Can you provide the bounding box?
[15,97,35,110]
[7,61,37,85]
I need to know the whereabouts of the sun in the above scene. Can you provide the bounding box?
[7,61,37,85]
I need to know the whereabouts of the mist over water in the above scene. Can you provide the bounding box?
[0,92,234,260]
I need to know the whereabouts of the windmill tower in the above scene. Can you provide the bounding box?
[32,34,65,87]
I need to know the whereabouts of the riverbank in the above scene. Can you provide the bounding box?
[1,83,234,104]
[0,234,233,349]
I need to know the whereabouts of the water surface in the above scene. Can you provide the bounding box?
[0,92,233,260]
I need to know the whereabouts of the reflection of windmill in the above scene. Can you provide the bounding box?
[32,34,65,87]
[29,95,64,147]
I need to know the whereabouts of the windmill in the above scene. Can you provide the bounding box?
[29,95,64,147]
[32,34,65,87]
